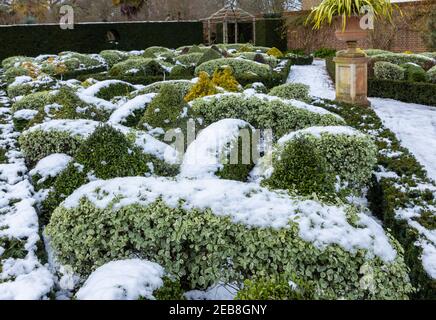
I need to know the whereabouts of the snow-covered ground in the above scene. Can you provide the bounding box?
[371,99,436,181]
[286,59,335,100]
[287,59,436,181]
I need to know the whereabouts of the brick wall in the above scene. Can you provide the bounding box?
[285,1,432,53]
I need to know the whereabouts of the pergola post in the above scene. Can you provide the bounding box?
[223,20,228,44]
[208,19,211,45]
[252,17,256,45]
[234,21,238,43]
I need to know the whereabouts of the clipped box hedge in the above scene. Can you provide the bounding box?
[368,79,436,106]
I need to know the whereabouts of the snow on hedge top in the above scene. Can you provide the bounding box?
[180,119,252,178]
[24,119,100,138]
[62,176,397,262]
[75,259,164,300]
[76,92,117,112]
[108,93,156,125]
[278,126,365,145]
[80,80,141,97]
[29,153,73,181]
[191,92,342,118]
[23,120,179,163]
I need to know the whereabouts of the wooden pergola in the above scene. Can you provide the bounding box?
[202,4,256,45]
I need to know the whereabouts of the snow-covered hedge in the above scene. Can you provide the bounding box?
[180,119,255,181]
[374,62,405,81]
[99,50,130,67]
[176,53,203,66]
[269,83,311,102]
[7,75,57,97]
[370,53,435,71]
[428,66,436,84]
[109,93,156,127]
[109,58,165,78]
[195,58,271,81]
[12,87,116,130]
[46,177,413,299]
[257,126,377,195]
[41,124,179,217]
[133,80,194,97]
[81,80,137,100]
[189,93,345,139]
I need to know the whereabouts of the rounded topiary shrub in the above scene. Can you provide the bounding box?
[370,53,435,71]
[373,62,405,81]
[81,80,137,100]
[139,83,190,132]
[180,119,255,181]
[169,65,195,79]
[189,93,345,139]
[261,126,377,195]
[42,124,178,217]
[23,87,115,128]
[262,135,336,196]
[269,83,311,102]
[143,46,172,58]
[108,93,156,127]
[428,66,436,84]
[175,53,203,66]
[99,50,130,67]
[195,58,271,82]
[7,75,57,98]
[109,58,165,78]
[184,71,218,102]
[196,48,222,66]
[19,119,99,165]
[135,80,194,97]
[400,63,429,82]
[46,177,413,299]
[11,91,54,113]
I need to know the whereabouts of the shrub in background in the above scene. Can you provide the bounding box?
[211,67,241,92]
[374,62,405,81]
[428,66,436,84]
[184,71,218,102]
[269,83,311,102]
[400,63,428,83]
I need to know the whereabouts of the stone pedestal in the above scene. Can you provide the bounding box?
[333,47,370,106]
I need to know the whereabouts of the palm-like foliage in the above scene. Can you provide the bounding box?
[307,0,399,30]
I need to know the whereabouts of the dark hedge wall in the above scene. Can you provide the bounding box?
[0,21,203,60]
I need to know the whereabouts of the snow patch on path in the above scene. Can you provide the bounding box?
[287,59,335,100]
[371,98,436,181]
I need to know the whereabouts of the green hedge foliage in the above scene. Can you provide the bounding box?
[263,127,377,196]
[368,79,436,106]
[317,100,436,299]
[269,83,311,102]
[374,62,405,81]
[370,53,435,71]
[46,187,413,299]
[400,63,428,83]
[109,58,166,78]
[189,94,345,139]
[428,66,436,84]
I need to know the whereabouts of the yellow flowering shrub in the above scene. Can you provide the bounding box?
[184,71,218,102]
[266,47,284,58]
[211,67,240,92]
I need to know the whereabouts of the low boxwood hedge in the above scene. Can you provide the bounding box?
[46,177,413,299]
[368,79,436,106]
[317,100,436,299]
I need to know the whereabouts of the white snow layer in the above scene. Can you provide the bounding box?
[29,153,73,181]
[180,119,252,178]
[371,98,436,181]
[108,93,156,125]
[62,177,397,262]
[75,259,164,300]
[286,59,335,100]
[278,125,364,145]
